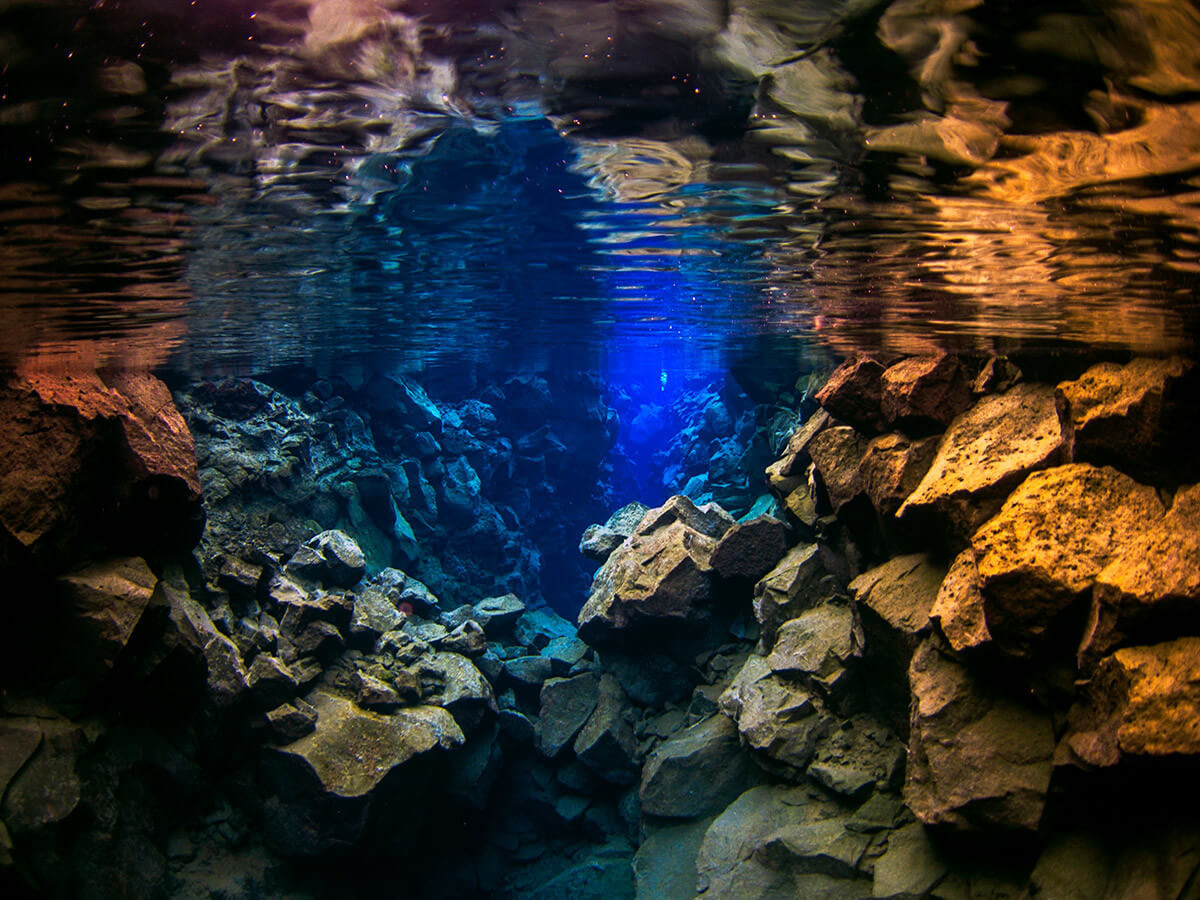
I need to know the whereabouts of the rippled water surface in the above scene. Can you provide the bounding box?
[3,0,1199,377]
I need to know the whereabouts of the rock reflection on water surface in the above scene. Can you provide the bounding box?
[0,0,1198,368]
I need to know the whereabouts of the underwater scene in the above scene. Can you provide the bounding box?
[2,0,1200,897]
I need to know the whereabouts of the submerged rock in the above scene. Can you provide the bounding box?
[579,501,650,563]
[815,356,888,435]
[58,556,158,675]
[709,514,789,584]
[880,354,972,433]
[639,714,760,819]
[284,530,366,588]
[897,383,1066,540]
[859,431,938,518]
[753,543,845,648]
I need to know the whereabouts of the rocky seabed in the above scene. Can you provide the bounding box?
[1,352,1198,899]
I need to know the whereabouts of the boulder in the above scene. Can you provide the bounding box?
[1063,637,1200,767]
[407,651,496,733]
[859,432,938,517]
[246,654,298,710]
[538,672,601,757]
[765,409,832,491]
[880,354,972,433]
[58,556,157,674]
[513,606,576,650]
[720,654,831,775]
[160,573,248,707]
[754,543,845,648]
[0,370,202,567]
[472,594,526,633]
[971,464,1164,655]
[1026,832,1113,900]
[348,581,408,645]
[578,496,723,643]
[355,670,401,711]
[363,374,442,433]
[808,714,905,802]
[579,501,650,563]
[439,456,482,525]
[436,620,487,658]
[639,714,761,819]
[971,354,1021,394]
[814,356,888,435]
[633,818,712,900]
[1081,482,1200,665]
[284,530,365,588]
[265,700,319,743]
[807,426,869,513]
[905,637,1055,831]
[0,717,85,834]
[573,673,639,785]
[709,515,789,584]
[1055,356,1194,483]
[929,548,991,653]
[504,655,554,688]
[897,383,1066,540]
[695,784,874,898]
[263,690,462,856]
[766,603,860,701]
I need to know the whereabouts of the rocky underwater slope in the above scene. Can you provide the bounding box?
[0,351,1198,898]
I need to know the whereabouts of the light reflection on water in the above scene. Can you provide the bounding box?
[0,0,1198,376]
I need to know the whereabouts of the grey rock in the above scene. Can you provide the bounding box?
[539,672,601,757]
[513,606,575,650]
[284,530,365,588]
[473,594,526,633]
[504,655,554,688]
[754,543,846,648]
[59,556,157,675]
[544,635,590,673]
[710,515,790,584]
[809,715,905,802]
[355,670,401,710]
[246,654,298,710]
[436,619,487,657]
[872,822,948,898]
[574,673,640,785]
[634,818,713,900]
[639,714,761,819]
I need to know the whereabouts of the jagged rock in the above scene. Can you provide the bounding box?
[369,567,439,613]
[634,818,712,900]
[160,573,248,706]
[710,515,789,584]
[578,495,724,643]
[246,654,298,710]
[440,456,482,524]
[767,604,859,682]
[473,594,526,633]
[498,708,537,743]
[579,501,650,562]
[436,619,488,657]
[781,465,822,533]
[639,714,760,819]
[539,673,601,757]
[809,715,905,801]
[972,464,1164,655]
[602,649,694,706]
[808,426,869,513]
[59,556,157,674]
[850,554,942,724]
[897,383,1066,540]
[872,822,948,898]
[765,409,832,492]
[859,432,938,517]
[1082,483,1200,665]
[1063,637,1200,767]
[262,690,462,856]
[265,700,319,742]
[363,373,442,433]
[0,720,41,807]
[754,543,845,648]
[1,718,84,834]
[284,530,365,588]
[349,581,408,645]
[355,670,401,710]
[720,654,831,775]
[513,606,575,650]
[0,370,202,568]
[815,356,888,435]
[408,651,496,733]
[271,575,353,636]
[573,673,639,785]
[971,355,1021,394]
[695,784,874,898]
[504,655,554,688]
[1056,356,1194,483]
[880,354,972,432]
[905,637,1054,831]
[544,635,590,673]
[847,793,904,834]
[292,620,345,661]
[930,549,991,653]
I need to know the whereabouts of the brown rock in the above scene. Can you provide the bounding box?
[815,356,887,434]
[767,603,860,692]
[765,409,832,490]
[930,549,991,653]
[1056,356,1194,483]
[573,673,639,785]
[808,426,869,513]
[710,515,789,584]
[859,432,938,517]
[905,637,1055,832]
[539,672,601,757]
[780,464,821,533]
[971,355,1021,395]
[971,464,1164,655]
[0,370,202,566]
[1081,483,1200,666]
[1063,637,1200,767]
[638,714,760,819]
[880,354,972,432]
[59,556,157,673]
[897,383,1066,541]
[577,495,721,642]
[753,543,845,648]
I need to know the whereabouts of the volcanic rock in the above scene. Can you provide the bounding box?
[1,718,85,834]
[905,637,1055,831]
[753,543,845,648]
[573,673,639,785]
[638,714,760,819]
[814,356,888,434]
[59,556,157,674]
[897,383,1066,540]
[284,530,365,588]
[859,432,938,517]
[807,426,869,513]
[971,464,1164,655]
[709,514,789,584]
[765,408,831,491]
[872,822,948,898]
[929,548,991,653]
[880,354,972,433]
[579,501,650,562]
[246,654,298,710]
[472,594,526,633]
[538,672,601,757]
